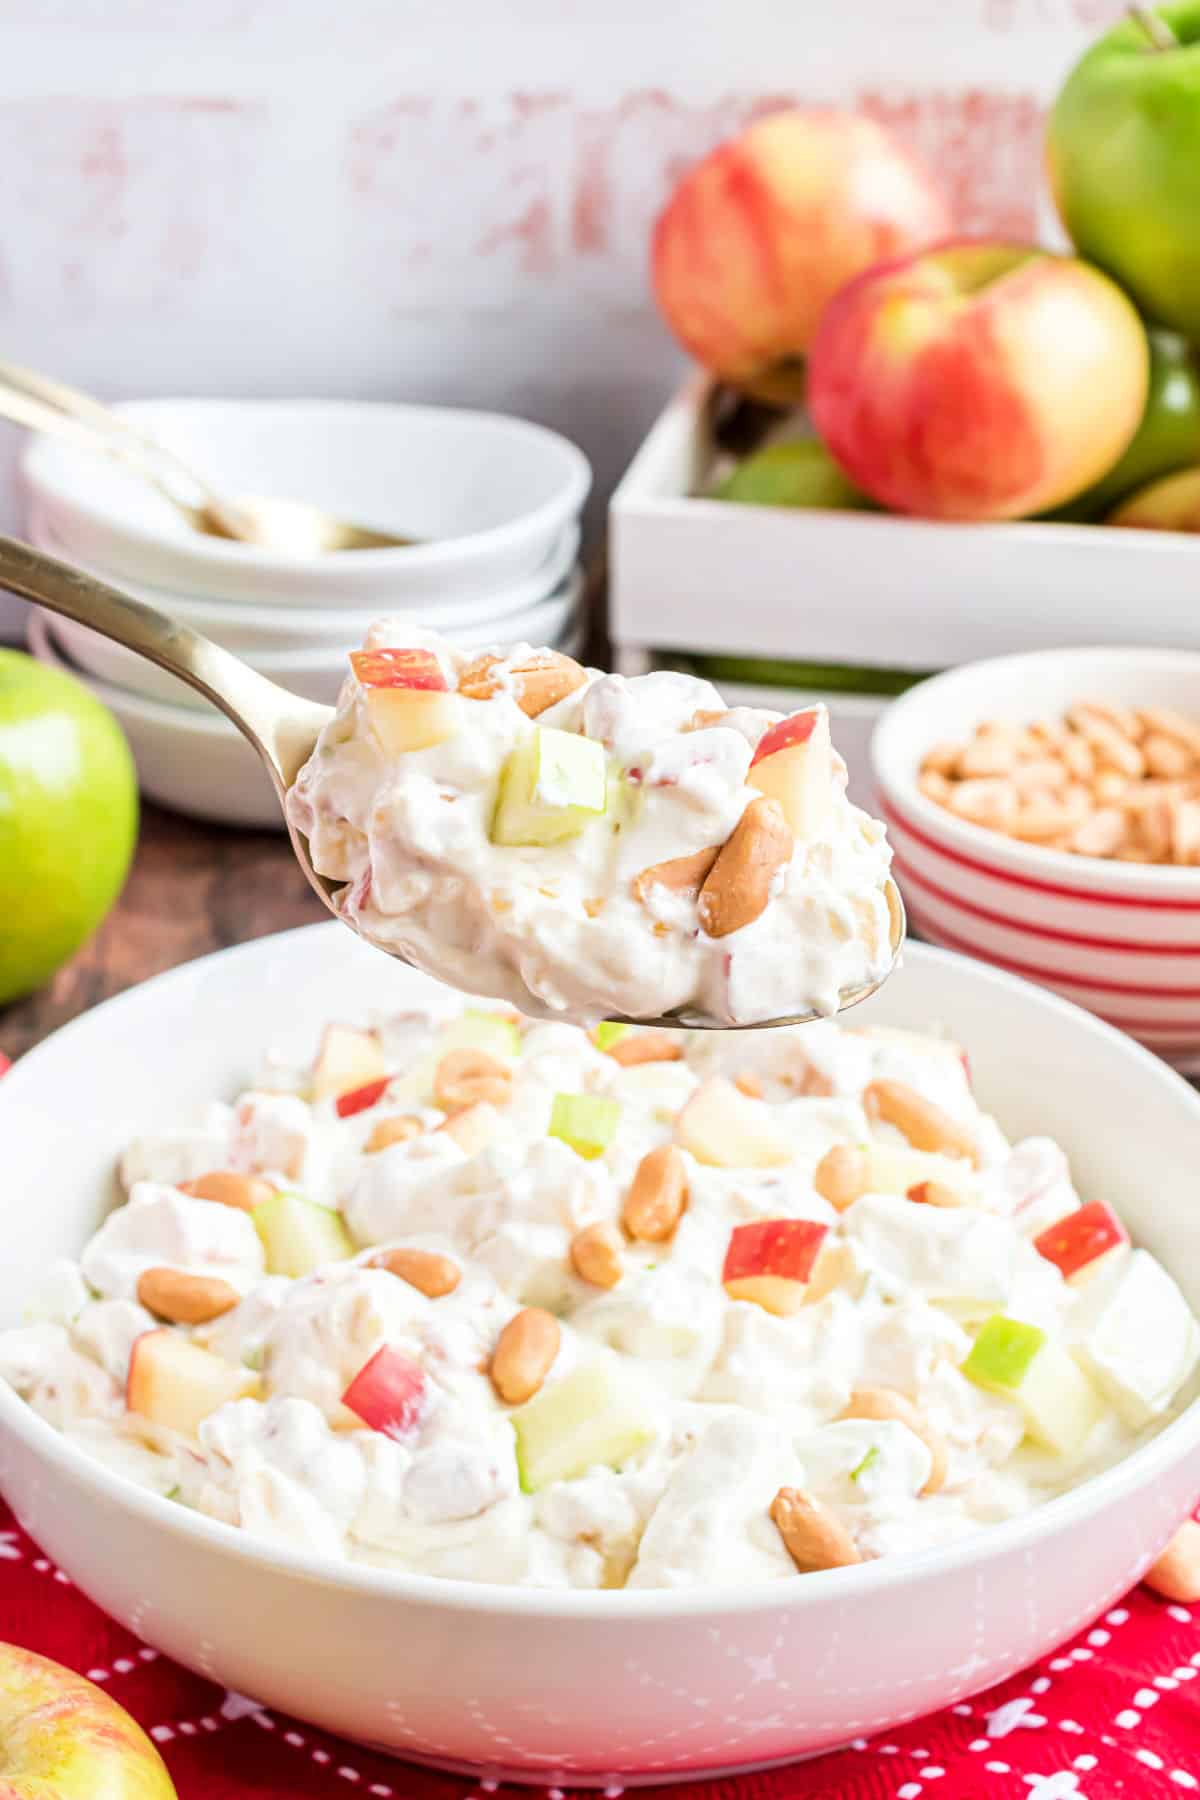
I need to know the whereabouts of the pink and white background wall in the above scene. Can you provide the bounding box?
[0,0,1123,636]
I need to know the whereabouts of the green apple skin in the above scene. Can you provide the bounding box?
[1048,4,1200,340]
[0,1642,177,1799]
[711,440,875,511]
[1051,330,1200,520]
[1106,464,1200,529]
[0,652,138,1006]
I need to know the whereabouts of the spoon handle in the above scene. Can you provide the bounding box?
[0,358,227,513]
[0,534,329,790]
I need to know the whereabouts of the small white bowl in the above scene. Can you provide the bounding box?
[871,647,1200,1072]
[1,923,1198,1783]
[42,566,585,711]
[28,611,281,827]
[27,509,581,650]
[22,399,591,607]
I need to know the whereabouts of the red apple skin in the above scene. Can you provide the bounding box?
[722,1218,828,1287]
[341,1345,428,1437]
[652,109,951,403]
[751,710,820,765]
[350,648,448,691]
[1034,1200,1128,1283]
[0,1643,177,1800]
[807,240,1149,521]
[0,1052,9,1077]
[335,1076,392,1119]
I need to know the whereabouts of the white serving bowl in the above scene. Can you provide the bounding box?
[42,566,584,711]
[871,647,1200,1074]
[27,509,581,650]
[2,923,1198,1785]
[27,612,281,827]
[22,399,590,607]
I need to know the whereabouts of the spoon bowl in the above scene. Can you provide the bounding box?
[0,534,904,1029]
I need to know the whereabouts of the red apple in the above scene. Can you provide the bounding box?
[311,1024,387,1104]
[722,1218,829,1315]
[0,1052,9,1077]
[335,1075,392,1119]
[1034,1200,1129,1286]
[351,647,459,753]
[652,109,951,403]
[0,1644,177,1800]
[749,708,833,839]
[808,240,1149,520]
[350,648,449,691]
[341,1345,428,1437]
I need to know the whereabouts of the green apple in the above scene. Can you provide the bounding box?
[593,1021,632,1053]
[962,1314,1106,1456]
[253,1191,355,1276]
[711,440,874,511]
[0,1643,177,1799]
[437,1008,521,1061]
[0,651,137,1006]
[511,1357,657,1492]
[1051,331,1200,521]
[491,727,607,847]
[1106,464,1200,530]
[1048,4,1200,340]
[548,1092,621,1159]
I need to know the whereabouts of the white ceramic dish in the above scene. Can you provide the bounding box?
[871,648,1200,1073]
[22,399,591,607]
[2,923,1198,1785]
[42,566,584,711]
[27,509,581,649]
[27,611,281,827]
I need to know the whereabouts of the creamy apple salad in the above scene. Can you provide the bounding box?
[284,628,896,1026]
[3,1005,1196,1590]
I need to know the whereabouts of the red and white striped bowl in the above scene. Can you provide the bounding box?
[871,647,1200,1074]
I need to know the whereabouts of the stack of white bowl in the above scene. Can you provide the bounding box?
[22,398,591,828]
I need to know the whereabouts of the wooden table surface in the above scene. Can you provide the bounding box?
[1,804,326,1060]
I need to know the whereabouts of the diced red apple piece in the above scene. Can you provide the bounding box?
[341,1345,428,1438]
[675,1077,793,1169]
[722,1218,829,1315]
[748,707,834,840]
[335,1076,392,1119]
[311,1024,387,1103]
[126,1330,260,1438]
[350,648,449,691]
[1034,1200,1129,1287]
[0,1051,10,1078]
[364,687,460,754]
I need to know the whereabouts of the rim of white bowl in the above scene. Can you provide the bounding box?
[2,924,1198,1619]
[872,647,1200,902]
[27,512,584,633]
[22,398,592,574]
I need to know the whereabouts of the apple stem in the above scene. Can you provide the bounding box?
[1129,4,1178,49]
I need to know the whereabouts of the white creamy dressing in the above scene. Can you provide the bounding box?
[284,627,894,1026]
[3,1005,1196,1591]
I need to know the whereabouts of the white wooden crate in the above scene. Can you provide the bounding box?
[609,376,1200,674]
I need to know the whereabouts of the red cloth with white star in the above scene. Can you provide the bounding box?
[2,1499,1197,1799]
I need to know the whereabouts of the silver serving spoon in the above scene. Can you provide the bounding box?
[0,534,904,1029]
[0,360,415,552]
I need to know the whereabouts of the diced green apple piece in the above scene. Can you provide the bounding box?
[962,1314,1105,1456]
[491,727,607,846]
[311,1023,387,1103]
[437,1009,521,1062]
[126,1330,260,1438]
[511,1358,657,1492]
[253,1191,355,1277]
[549,1093,621,1160]
[593,1021,632,1053]
[674,1076,793,1168]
